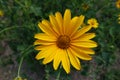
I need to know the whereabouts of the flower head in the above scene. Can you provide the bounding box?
[0,10,4,17]
[116,0,120,9]
[118,14,120,24]
[14,77,27,80]
[87,18,99,28]
[34,9,98,73]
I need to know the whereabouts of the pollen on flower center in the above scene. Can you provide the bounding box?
[56,35,71,49]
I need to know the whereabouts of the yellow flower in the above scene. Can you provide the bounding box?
[87,18,99,28]
[118,14,120,24]
[34,9,97,73]
[0,10,4,17]
[14,77,22,80]
[14,77,27,80]
[118,14,120,19]
[116,0,120,9]
[118,21,120,24]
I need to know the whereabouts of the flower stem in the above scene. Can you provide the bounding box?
[17,56,24,77]
[0,27,16,34]
[0,26,24,34]
[16,45,33,78]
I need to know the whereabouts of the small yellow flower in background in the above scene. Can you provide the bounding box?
[118,14,120,19]
[0,10,4,17]
[87,18,99,28]
[34,9,98,73]
[14,77,22,80]
[118,14,120,24]
[116,0,120,9]
[14,77,27,80]
[82,3,89,11]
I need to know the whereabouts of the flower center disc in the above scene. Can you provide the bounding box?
[56,35,71,49]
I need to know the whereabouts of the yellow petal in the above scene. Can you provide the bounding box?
[41,20,58,37]
[71,25,92,39]
[70,46,92,60]
[67,17,79,35]
[43,46,58,64]
[38,21,57,36]
[35,45,54,50]
[53,49,62,70]
[34,33,56,41]
[71,46,95,54]
[34,40,54,45]
[72,40,97,48]
[67,49,81,70]
[35,45,56,60]
[72,33,96,41]
[55,12,63,34]
[63,9,71,34]
[61,50,70,74]
[35,50,49,60]
[70,15,85,36]
[49,15,60,34]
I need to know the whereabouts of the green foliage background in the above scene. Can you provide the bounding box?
[0,0,120,80]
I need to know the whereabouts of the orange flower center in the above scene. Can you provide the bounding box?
[56,35,71,49]
[91,22,95,25]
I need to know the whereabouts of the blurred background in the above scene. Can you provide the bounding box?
[0,0,120,80]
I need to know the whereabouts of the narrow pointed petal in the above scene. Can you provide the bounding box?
[55,12,63,34]
[72,33,96,40]
[35,45,54,50]
[70,15,85,36]
[72,25,92,39]
[67,49,81,70]
[43,49,56,64]
[35,49,51,60]
[34,33,56,41]
[34,40,54,45]
[43,45,58,64]
[72,40,98,48]
[70,46,92,60]
[53,49,62,70]
[49,15,60,34]
[63,9,71,34]
[35,45,56,60]
[61,50,70,74]
[41,20,57,36]
[71,46,95,54]
[35,51,46,60]
[67,17,79,35]
[38,20,57,36]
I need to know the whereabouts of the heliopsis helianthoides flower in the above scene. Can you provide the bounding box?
[116,0,120,9]
[87,18,99,28]
[34,9,98,73]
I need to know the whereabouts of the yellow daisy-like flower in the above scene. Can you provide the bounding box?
[87,18,99,28]
[34,9,98,73]
[0,10,4,17]
[116,0,120,9]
